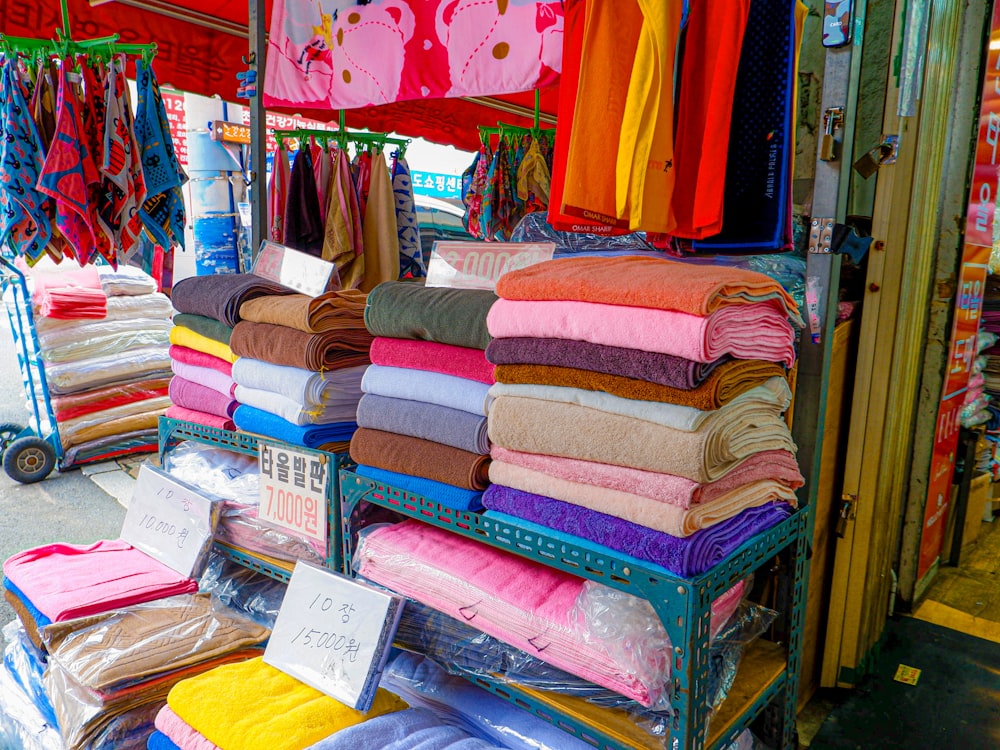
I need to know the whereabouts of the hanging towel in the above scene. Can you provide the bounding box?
[482,487,794,576]
[360,152,401,292]
[168,345,233,376]
[349,428,490,490]
[79,60,118,266]
[169,376,238,419]
[171,360,236,398]
[234,384,360,426]
[312,139,332,226]
[169,326,237,364]
[36,60,100,265]
[165,405,235,432]
[356,394,490,454]
[391,155,424,278]
[166,657,408,750]
[229,320,373,372]
[232,358,367,406]
[172,314,234,346]
[494,255,800,322]
[268,143,291,244]
[486,298,797,367]
[355,465,484,512]
[365,282,497,350]
[321,146,357,274]
[155,705,221,750]
[0,64,52,264]
[370,337,496,384]
[170,274,296,328]
[362,364,492,416]
[284,146,324,255]
[238,288,368,334]
[232,404,357,448]
[134,59,188,251]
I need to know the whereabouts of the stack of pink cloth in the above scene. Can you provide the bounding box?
[28,261,108,320]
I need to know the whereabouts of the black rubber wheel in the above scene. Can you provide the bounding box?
[0,422,25,457]
[3,436,57,484]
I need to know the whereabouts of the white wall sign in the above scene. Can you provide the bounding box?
[252,241,341,296]
[258,442,329,555]
[425,241,555,290]
[263,561,404,711]
[119,464,218,578]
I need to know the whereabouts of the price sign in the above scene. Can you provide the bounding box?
[264,561,404,711]
[425,241,555,290]
[258,442,329,553]
[251,241,342,296]
[119,465,218,578]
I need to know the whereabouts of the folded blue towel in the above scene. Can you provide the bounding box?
[148,730,182,750]
[305,707,501,749]
[355,465,484,511]
[2,576,51,628]
[232,404,357,448]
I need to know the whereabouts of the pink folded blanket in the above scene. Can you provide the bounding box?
[171,360,237,398]
[489,460,797,537]
[491,446,803,509]
[2,539,198,622]
[155,705,221,750]
[168,345,234,377]
[165,405,236,432]
[486,298,796,366]
[370,337,496,384]
[169,376,238,419]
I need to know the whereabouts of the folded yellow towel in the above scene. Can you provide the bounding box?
[169,325,237,364]
[168,657,407,750]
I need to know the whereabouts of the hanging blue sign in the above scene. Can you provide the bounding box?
[410,171,463,200]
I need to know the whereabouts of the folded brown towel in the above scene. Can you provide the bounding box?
[4,588,45,651]
[238,289,368,334]
[230,320,373,372]
[494,360,786,410]
[349,428,491,490]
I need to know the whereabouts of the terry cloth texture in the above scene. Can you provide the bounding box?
[356,465,484,511]
[169,326,236,364]
[169,377,237,419]
[231,358,366,405]
[482,486,793,576]
[170,274,296,328]
[229,320,372,372]
[40,593,269,691]
[171,314,233,346]
[362,365,492,416]
[232,405,356,448]
[370,337,496,384]
[3,539,197,623]
[238,289,368,334]
[166,657,407,750]
[171,360,236,398]
[491,446,803,509]
[234,384,359,426]
[356,394,490,454]
[487,298,797,366]
[364,282,497,350]
[488,394,794,484]
[356,521,664,707]
[350,428,490,490]
[168,345,233,376]
[4,582,47,650]
[155,705,221,750]
[493,359,785,410]
[489,460,796,537]
[495,255,800,322]
[164,405,235,432]
[486,336,729,390]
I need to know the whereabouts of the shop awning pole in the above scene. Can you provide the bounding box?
[248,0,267,257]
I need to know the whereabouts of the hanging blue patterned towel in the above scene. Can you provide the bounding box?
[391,154,424,278]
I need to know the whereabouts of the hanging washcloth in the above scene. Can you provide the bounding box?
[30,58,58,152]
[311,137,332,226]
[0,62,52,265]
[267,142,291,244]
[321,146,355,270]
[283,146,324,256]
[391,153,423,278]
[354,149,373,217]
[80,60,116,266]
[516,136,551,211]
[134,59,188,253]
[360,151,400,292]
[101,54,148,261]
[37,60,100,265]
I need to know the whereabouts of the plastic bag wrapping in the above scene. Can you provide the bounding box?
[38,592,270,694]
[978,331,998,352]
[62,429,159,467]
[198,549,287,628]
[97,264,159,297]
[57,397,173,447]
[215,507,328,565]
[3,619,58,729]
[44,346,172,395]
[33,293,174,335]
[40,325,171,364]
[0,665,64,750]
[510,212,660,256]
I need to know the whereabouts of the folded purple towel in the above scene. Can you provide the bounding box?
[168,376,238,419]
[481,484,793,577]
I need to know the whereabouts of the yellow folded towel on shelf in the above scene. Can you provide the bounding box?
[167,657,408,750]
[169,325,237,364]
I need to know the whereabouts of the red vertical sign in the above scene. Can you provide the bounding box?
[918,1,1000,581]
[161,91,188,168]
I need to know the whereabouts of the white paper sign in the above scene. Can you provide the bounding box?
[252,240,342,296]
[264,561,404,711]
[425,241,555,290]
[119,465,217,578]
[258,442,329,553]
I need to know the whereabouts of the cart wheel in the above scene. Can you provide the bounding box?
[3,437,56,484]
[0,422,25,457]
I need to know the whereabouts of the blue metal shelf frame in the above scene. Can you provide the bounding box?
[340,470,810,750]
[157,417,351,574]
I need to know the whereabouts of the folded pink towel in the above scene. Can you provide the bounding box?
[168,345,234,377]
[2,539,198,622]
[370,337,496,384]
[490,446,803,509]
[169,376,238,419]
[486,298,796,366]
[165,405,236,432]
[155,705,221,750]
[171,360,237,398]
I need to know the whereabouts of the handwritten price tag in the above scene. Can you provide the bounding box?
[258,442,329,555]
[119,465,217,578]
[425,241,555,290]
[251,241,341,296]
[264,561,404,711]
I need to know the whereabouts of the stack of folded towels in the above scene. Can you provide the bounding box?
[482,255,804,576]
[229,287,373,453]
[350,282,498,511]
[167,274,295,431]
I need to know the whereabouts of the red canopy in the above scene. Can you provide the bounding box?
[6,0,557,149]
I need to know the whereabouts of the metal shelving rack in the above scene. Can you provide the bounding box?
[339,470,810,750]
[157,416,351,577]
